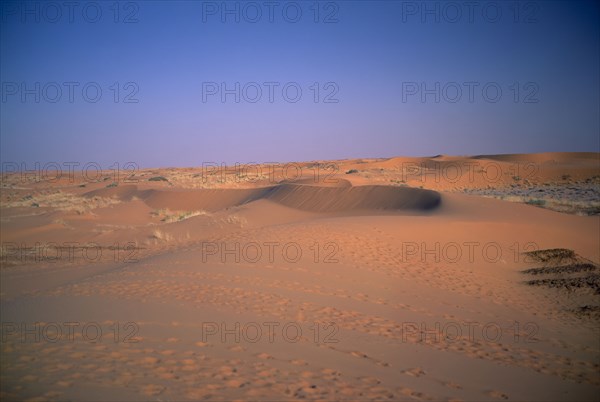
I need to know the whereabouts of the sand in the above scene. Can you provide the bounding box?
[0,152,599,401]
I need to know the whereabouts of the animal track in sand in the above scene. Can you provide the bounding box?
[35,272,600,386]
[403,367,427,377]
[487,390,510,399]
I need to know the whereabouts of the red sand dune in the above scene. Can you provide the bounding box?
[1,153,598,401]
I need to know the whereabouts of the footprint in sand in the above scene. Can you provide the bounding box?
[225,379,246,388]
[140,356,160,365]
[321,368,341,377]
[185,389,213,399]
[444,381,463,389]
[21,375,38,382]
[487,390,509,399]
[140,384,165,396]
[43,391,63,399]
[397,387,426,398]
[403,367,426,377]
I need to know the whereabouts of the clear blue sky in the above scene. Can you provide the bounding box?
[1,0,598,168]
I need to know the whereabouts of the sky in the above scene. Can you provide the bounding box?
[1,0,599,168]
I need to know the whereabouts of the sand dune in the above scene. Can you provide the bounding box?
[472,152,599,163]
[84,182,441,214]
[265,183,441,212]
[1,153,598,401]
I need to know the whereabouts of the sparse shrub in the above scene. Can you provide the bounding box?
[346,169,358,174]
[151,208,209,223]
[3,191,120,212]
[149,176,168,182]
[106,182,118,188]
[525,199,546,206]
[151,229,173,242]
[523,248,576,263]
[224,214,247,228]
[390,179,406,186]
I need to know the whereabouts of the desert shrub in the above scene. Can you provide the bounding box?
[151,229,173,242]
[2,192,120,213]
[526,199,546,206]
[151,208,209,223]
[523,248,576,263]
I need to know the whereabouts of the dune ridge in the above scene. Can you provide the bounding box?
[84,182,442,213]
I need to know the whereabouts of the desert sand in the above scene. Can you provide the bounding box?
[0,152,599,401]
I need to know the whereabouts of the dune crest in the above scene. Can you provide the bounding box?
[84,182,442,214]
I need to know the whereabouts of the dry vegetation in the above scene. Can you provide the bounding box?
[150,208,210,223]
[521,249,600,318]
[0,191,120,214]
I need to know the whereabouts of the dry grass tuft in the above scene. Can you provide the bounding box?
[151,229,174,242]
[150,209,210,223]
